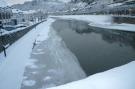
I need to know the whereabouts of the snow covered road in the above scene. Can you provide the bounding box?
[0,18,54,89]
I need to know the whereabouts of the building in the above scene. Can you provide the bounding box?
[12,9,47,26]
[0,0,12,26]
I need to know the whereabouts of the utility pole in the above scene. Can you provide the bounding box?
[0,19,7,57]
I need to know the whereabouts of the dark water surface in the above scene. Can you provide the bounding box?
[113,16,135,24]
[52,19,135,76]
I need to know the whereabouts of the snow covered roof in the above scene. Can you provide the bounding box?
[12,9,36,14]
[108,3,123,8]
[0,7,12,14]
[0,0,7,7]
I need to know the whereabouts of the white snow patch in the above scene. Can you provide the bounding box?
[26,59,38,69]
[32,52,45,55]
[29,59,38,63]
[31,71,38,75]
[37,49,44,52]
[47,69,57,73]
[23,80,36,86]
[44,76,52,81]
[12,9,36,14]
[23,76,28,80]
[28,64,38,69]
[26,59,38,67]
[108,3,123,7]
[35,19,55,45]
[47,61,135,89]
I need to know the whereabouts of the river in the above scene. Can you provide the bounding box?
[52,19,135,75]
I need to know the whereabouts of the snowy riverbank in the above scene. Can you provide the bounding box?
[21,20,86,89]
[47,61,135,89]
[51,15,135,32]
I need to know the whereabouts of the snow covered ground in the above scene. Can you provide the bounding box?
[51,15,135,32]
[0,18,55,89]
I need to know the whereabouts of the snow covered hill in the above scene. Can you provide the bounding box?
[11,0,72,12]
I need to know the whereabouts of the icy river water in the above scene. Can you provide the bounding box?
[52,19,135,75]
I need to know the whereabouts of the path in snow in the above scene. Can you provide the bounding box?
[0,18,53,89]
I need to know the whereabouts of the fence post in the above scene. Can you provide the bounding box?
[0,23,7,57]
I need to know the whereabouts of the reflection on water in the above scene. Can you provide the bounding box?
[52,19,135,75]
[113,16,135,24]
